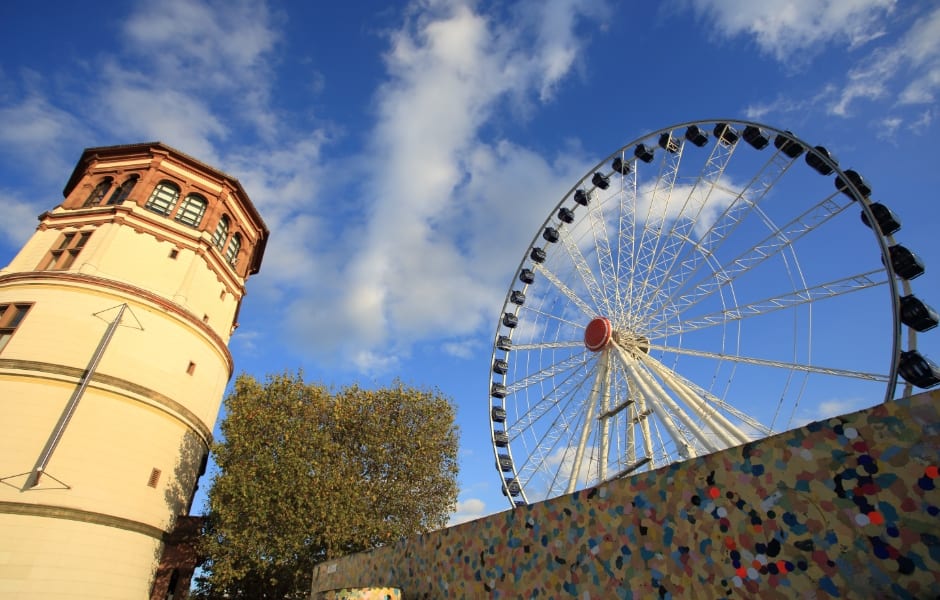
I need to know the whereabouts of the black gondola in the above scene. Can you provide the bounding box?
[685,125,708,147]
[635,143,655,162]
[773,132,804,158]
[612,157,631,175]
[714,122,739,145]
[592,172,610,189]
[860,203,900,236]
[900,295,939,332]
[743,125,770,149]
[805,146,837,175]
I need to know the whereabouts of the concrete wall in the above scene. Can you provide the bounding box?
[311,390,940,598]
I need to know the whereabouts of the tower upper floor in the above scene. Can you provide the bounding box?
[0,142,269,345]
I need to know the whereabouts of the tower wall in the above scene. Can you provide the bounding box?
[0,143,267,598]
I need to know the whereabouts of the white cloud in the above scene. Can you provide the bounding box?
[829,6,940,115]
[97,72,228,161]
[449,497,489,525]
[0,93,90,182]
[442,339,479,359]
[520,0,610,101]
[792,396,877,427]
[0,191,44,249]
[0,0,608,374]
[876,116,902,140]
[276,1,605,369]
[687,0,896,62]
[122,0,280,137]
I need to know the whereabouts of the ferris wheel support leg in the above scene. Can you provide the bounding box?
[639,354,751,447]
[566,353,608,494]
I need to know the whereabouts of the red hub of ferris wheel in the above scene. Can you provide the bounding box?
[584,317,612,352]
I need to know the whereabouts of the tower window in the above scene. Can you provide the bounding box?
[41,230,93,270]
[83,177,113,207]
[0,303,32,354]
[211,215,230,250]
[225,233,241,267]
[168,249,179,259]
[107,174,139,205]
[186,361,196,375]
[145,181,180,216]
[175,193,208,227]
[148,468,161,488]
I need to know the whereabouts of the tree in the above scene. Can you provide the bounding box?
[193,372,460,599]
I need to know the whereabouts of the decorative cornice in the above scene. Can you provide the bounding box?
[0,500,167,540]
[39,206,247,295]
[0,271,235,377]
[0,358,214,445]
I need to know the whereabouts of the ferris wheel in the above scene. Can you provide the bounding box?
[488,119,939,508]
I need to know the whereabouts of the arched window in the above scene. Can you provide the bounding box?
[145,181,180,216]
[107,175,139,205]
[212,215,230,250]
[83,178,113,207]
[225,233,241,267]
[175,193,208,227]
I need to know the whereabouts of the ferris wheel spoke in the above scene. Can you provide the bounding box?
[628,143,686,320]
[645,343,890,382]
[631,135,741,320]
[588,166,638,315]
[503,350,591,395]
[635,150,797,321]
[520,378,598,499]
[612,169,640,321]
[510,340,584,351]
[534,263,598,321]
[557,210,612,316]
[656,192,853,321]
[646,269,888,337]
[507,355,595,438]
[518,305,590,333]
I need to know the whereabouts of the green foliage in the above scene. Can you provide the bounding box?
[193,372,460,599]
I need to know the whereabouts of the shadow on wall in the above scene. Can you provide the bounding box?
[150,430,208,600]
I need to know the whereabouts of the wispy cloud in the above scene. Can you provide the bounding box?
[699,1,940,138]
[686,0,895,63]
[0,92,89,182]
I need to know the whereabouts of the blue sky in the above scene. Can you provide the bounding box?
[1,0,938,524]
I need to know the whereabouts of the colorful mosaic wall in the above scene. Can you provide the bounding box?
[311,391,940,599]
[316,588,401,599]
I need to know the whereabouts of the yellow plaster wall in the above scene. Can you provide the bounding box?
[0,515,162,599]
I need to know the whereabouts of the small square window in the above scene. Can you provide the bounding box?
[169,249,179,259]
